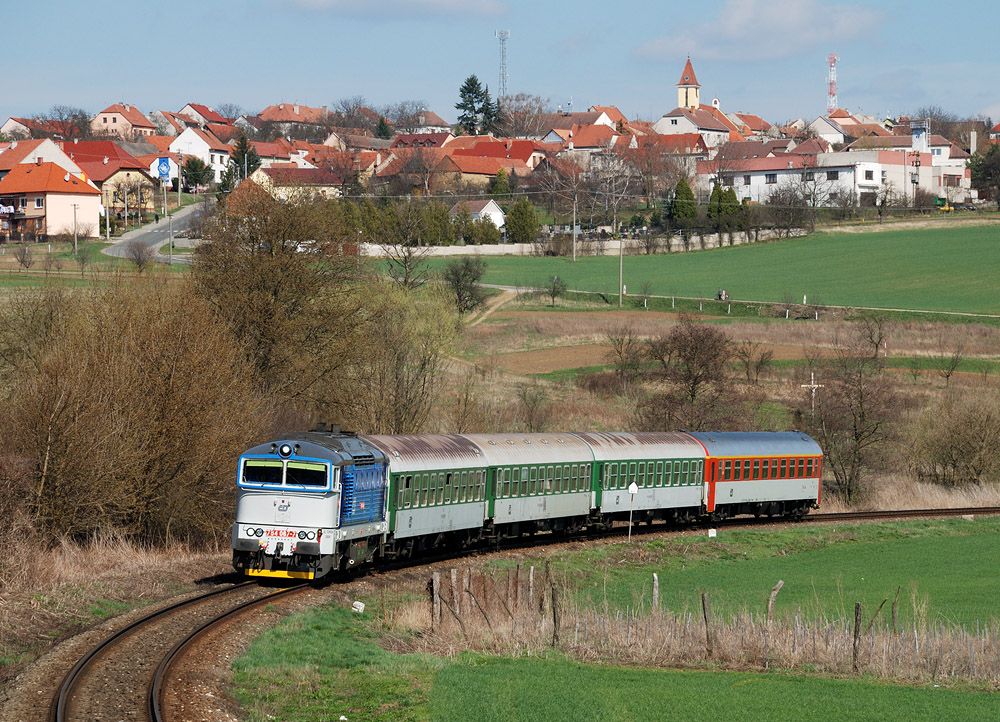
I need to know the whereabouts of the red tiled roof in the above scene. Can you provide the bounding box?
[97,103,154,129]
[375,148,449,177]
[828,108,855,120]
[677,57,700,87]
[250,140,292,159]
[207,123,239,142]
[145,135,174,153]
[259,103,329,125]
[635,133,707,154]
[734,113,773,132]
[567,124,618,148]
[391,132,452,148]
[450,199,496,215]
[698,105,744,140]
[60,140,147,182]
[440,154,530,177]
[416,110,449,127]
[663,107,730,133]
[260,166,345,186]
[191,128,230,152]
[992,122,1000,133]
[185,103,227,124]
[452,139,550,164]
[698,154,814,175]
[590,105,627,124]
[784,137,830,155]
[536,112,603,131]
[0,139,45,170]
[157,111,194,133]
[0,162,99,195]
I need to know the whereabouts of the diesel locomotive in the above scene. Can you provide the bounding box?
[232,429,823,580]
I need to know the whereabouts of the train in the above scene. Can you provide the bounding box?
[231,428,823,580]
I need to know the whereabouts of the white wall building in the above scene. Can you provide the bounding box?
[168,128,231,183]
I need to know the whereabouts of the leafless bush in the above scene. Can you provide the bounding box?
[516,383,551,432]
[124,239,156,272]
[734,339,774,385]
[13,244,33,270]
[0,279,270,543]
[911,393,1000,487]
[605,324,643,391]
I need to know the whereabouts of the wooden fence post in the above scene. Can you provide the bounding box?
[450,568,460,616]
[528,565,535,609]
[652,573,659,612]
[701,592,713,657]
[853,602,863,673]
[767,580,785,623]
[891,586,900,634]
[432,572,442,630]
[551,582,560,647]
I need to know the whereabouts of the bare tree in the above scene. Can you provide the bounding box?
[382,100,430,134]
[912,393,1000,487]
[734,340,773,384]
[499,93,552,138]
[516,383,551,432]
[545,275,567,306]
[35,104,91,139]
[606,324,643,390]
[622,141,685,208]
[806,320,896,504]
[124,240,156,272]
[379,201,431,289]
[442,256,487,314]
[935,337,965,387]
[13,245,34,271]
[591,148,637,233]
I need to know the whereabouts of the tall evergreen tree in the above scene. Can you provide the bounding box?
[707,184,722,225]
[489,168,510,197]
[505,198,540,244]
[456,75,486,135]
[230,134,261,179]
[670,178,697,228]
[375,116,393,139]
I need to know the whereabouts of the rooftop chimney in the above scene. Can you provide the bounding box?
[36,156,42,166]
[293,104,300,115]
[103,156,109,165]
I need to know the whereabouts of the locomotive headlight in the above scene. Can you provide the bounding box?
[297,530,307,540]
[278,444,293,458]
[305,531,315,540]
[244,526,257,537]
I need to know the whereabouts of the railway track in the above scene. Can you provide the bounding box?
[46,504,1000,721]
[49,580,309,722]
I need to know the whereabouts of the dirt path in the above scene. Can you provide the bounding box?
[468,288,517,327]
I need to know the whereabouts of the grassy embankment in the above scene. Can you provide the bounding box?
[427,224,1000,315]
[234,518,1000,721]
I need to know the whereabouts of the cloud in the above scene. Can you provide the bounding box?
[287,0,506,17]
[636,0,879,62]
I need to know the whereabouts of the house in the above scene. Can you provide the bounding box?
[178,103,229,127]
[451,139,554,170]
[0,138,83,180]
[258,103,330,133]
[248,166,345,201]
[844,134,974,201]
[391,132,454,149]
[991,122,1000,143]
[323,126,375,149]
[59,140,158,212]
[449,199,505,230]
[531,110,614,139]
[1,116,85,140]
[434,155,531,189]
[91,103,156,139]
[0,161,101,241]
[411,110,451,134]
[732,113,776,140]
[589,105,628,127]
[653,107,732,149]
[149,110,197,136]
[168,128,231,183]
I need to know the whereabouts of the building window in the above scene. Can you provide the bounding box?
[670,119,678,126]
[765,173,777,184]
[743,175,751,186]
[801,171,815,181]
[722,176,733,186]
[112,117,117,123]
[34,197,43,209]
[864,170,874,181]
[826,170,839,181]
[103,117,108,124]
[19,198,27,208]
[829,192,840,200]
[932,148,941,156]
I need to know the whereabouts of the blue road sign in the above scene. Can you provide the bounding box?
[157,157,171,180]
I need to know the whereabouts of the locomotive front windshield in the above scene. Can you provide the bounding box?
[241,459,330,489]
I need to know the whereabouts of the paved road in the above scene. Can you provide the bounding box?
[102,202,203,264]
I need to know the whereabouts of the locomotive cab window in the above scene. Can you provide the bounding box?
[286,461,328,487]
[242,459,283,486]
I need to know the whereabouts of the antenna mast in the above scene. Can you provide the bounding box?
[827,53,839,115]
[496,30,510,98]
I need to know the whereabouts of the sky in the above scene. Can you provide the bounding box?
[3,0,998,127]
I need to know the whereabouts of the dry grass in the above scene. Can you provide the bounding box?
[391,569,1000,688]
[0,521,230,674]
[821,476,1000,513]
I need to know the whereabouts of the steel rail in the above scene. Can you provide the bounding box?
[49,581,255,722]
[148,583,309,722]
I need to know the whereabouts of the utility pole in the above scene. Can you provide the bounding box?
[71,203,78,255]
[618,235,624,307]
[177,159,182,210]
[572,194,577,262]
[167,211,173,265]
[123,189,129,233]
[162,184,167,217]
[104,189,110,240]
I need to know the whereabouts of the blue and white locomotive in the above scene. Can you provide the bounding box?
[232,428,823,580]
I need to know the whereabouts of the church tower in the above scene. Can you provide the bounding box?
[676,56,701,110]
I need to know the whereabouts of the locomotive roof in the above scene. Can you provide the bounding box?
[571,432,705,461]
[361,434,486,472]
[462,433,595,467]
[244,434,387,464]
[686,431,821,457]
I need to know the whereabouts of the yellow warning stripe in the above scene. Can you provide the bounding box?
[246,568,315,580]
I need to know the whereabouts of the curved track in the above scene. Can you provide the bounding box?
[48,581,309,722]
[48,505,1000,721]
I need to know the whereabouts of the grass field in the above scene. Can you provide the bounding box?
[429,224,1000,314]
[488,518,1000,626]
[234,601,1000,722]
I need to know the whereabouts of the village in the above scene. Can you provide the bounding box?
[1,56,996,245]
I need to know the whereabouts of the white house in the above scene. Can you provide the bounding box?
[168,128,231,183]
[806,116,846,146]
[449,199,505,229]
[653,107,730,149]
